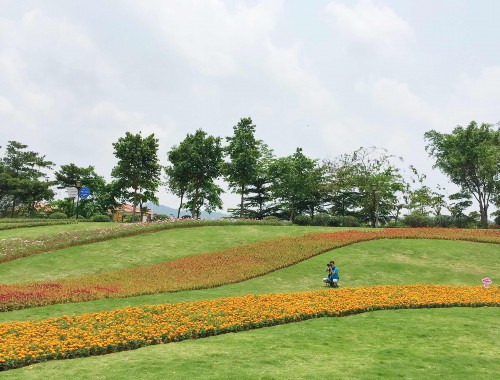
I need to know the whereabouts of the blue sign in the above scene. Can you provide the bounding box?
[79,186,91,199]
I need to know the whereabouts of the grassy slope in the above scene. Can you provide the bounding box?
[0,225,334,283]
[1,225,499,378]
[1,238,498,322]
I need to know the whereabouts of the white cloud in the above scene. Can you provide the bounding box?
[131,0,283,77]
[364,77,442,126]
[325,0,412,52]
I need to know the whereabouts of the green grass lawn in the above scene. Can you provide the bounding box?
[1,225,498,378]
[0,222,113,239]
[3,308,497,379]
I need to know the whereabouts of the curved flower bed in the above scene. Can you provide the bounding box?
[0,284,498,370]
[0,228,499,311]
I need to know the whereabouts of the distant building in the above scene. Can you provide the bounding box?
[111,204,156,222]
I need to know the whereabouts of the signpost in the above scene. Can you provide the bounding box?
[79,186,91,199]
[67,187,78,198]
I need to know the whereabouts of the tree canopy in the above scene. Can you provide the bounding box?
[425,121,500,228]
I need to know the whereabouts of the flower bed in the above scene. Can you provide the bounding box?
[0,228,499,312]
[0,284,498,370]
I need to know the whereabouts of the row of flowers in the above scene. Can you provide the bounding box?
[0,219,290,264]
[0,284,498,370]
[0,228,499,312]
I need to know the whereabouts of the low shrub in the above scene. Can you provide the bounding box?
[403,213,432,228]
[339,215,361,227]
[263,216,280,222]
[48,212,68,220]
[312,213,331,226]
[327,216,342,227]
[91,214,111,222]
[293,214,311,226]
[432,215,455,228]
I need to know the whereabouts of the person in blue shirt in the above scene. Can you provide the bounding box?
[323,261,339,288]
[329,260,339,288]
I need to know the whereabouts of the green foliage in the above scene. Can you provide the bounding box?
[338,215,362,227]
[111,132,161,218]
[167,130,224,218]
[91,215,111,222]
[268,148,321,221]
[425,121,500,228]
[155,214,170,220]
[311,212,331,226]
[323,147,405,227]
[494,215,500,225]
[0,141,54,218]
[224,117,261,218]
[403,213,432,227]
[123,215,141,223]
[293,214,311,226]
[48,212,68,220]
[432,215,455,228]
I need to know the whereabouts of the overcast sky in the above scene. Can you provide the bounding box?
[1,0,499,211]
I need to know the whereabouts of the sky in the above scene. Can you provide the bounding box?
[1,0,499,212]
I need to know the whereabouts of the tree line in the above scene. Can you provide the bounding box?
[1,119,499,228]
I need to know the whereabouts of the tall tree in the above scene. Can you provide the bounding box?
[167,129,224,218]
[425,121,500,228]
[111,132,161,221]
[268,148,319,221]
[323,147,405,226]
[165,143,192,218]
[243,144,275,219]
[1,141,54,217]
[224,117,261,218]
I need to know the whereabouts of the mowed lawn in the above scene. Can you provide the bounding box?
[1,224,499,378]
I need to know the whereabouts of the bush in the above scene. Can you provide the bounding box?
[92,214,111,222]
[312,213,331,226]
[494,215,500,225]
[155,214,170,220]
[263,216,280,222]
[293,214,311,226]
[339,215,361,227]
[123,215,142,223]
[48,212,68,220]
[403,213,432,228]
[432,215,455,228]
[385,220,408,228]
[327,216,342,227]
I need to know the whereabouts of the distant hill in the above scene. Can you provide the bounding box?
[145,202,229,220]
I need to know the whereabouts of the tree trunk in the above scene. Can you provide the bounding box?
[132,188,138,222]
[192,186,199,218]
[177,191,184,218]
[240,184,244,219]
[479,199,488,229]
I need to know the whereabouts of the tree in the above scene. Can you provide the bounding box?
[425,121,500,228]
[224,117,261,218]
[323,147,405,226]
[268,148,319,221]
[111,132,161,221]
[54,164,120,218]
[165,142,192,218]
[166,129,224,218]
[1,141,54,217]
[242,144,275,219]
